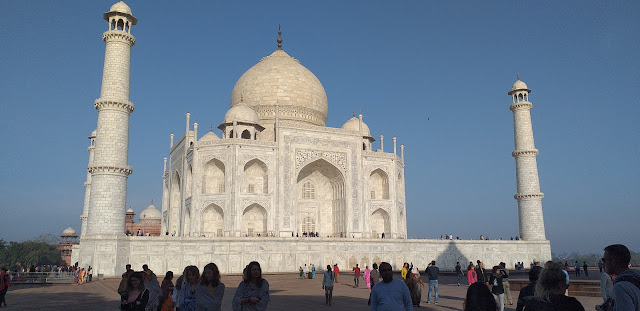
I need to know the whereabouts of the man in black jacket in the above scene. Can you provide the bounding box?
[476,261,488,285]
[516,266,542,311]
[425,261,439,304]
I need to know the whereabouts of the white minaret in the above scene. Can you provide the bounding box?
[508,76,546,241]
[80,130,97,237]
[85,1,137,236]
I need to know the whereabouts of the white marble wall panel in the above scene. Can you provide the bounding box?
[76,237,551,277]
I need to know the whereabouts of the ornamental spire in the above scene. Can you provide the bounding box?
[277,25,283,50]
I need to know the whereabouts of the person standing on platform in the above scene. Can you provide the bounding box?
[426,261,439,304]
[333,264,340,283]
[302,264,308,279]
[500,262,513,305]
[322,265,334,306]
[369,262,413,311]
[598,259,604,273]
[364,266,372,289]
[401,263,408,280]
[353,264,361,287]
[368,263,380,306]
[476,261,488,286]
[489,266,505,311]
[311,264,316,279]
[583,262,589,277]
[456,262,465,286]
[467,263,478,285]
[575,261,581,277]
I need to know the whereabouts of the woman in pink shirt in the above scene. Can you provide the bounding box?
[467,263,478,285]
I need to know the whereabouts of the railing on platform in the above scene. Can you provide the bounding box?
[10,272,79,284]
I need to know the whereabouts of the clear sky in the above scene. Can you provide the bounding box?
[1,1,638,254]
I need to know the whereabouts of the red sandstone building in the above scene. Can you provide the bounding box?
[58,227,79,266]
[125,203,162,236]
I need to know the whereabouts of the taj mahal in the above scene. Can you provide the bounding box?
[73,2,551,277]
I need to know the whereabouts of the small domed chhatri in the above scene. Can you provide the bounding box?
[224,105,260,124]
[342,116,372,137]
[508,75,531,94]
[104,0,137,25]
[109,1,132,15]
[62,227,77,237]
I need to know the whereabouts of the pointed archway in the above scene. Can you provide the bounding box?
[202,204,224,237]
[169,172,181,235]
[242,204,267,236]
[296,159,345,237]
[371,208,390,238]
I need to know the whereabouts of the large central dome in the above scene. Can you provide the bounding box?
[230,49,328,127]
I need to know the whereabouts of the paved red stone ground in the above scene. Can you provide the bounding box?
[3,273,603,310]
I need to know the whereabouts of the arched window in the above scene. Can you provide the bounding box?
[302,181,315,199]
[363,142,367,151]
[241,130,251,139]
[370,169,390,200]
[117,19,124,30]
[243,159,268,194]
[202,159,225,194]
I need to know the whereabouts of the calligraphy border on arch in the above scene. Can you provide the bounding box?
[295,149,347,174]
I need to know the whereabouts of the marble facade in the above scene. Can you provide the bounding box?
[74,2,551,278]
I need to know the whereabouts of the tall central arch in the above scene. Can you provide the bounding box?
[296,159,346,236]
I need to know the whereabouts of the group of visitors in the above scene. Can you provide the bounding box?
[76,266,93,284]
[460,243,639,311]
[118,261,269,311]
[106,243,637,311]
[297,264,316,279]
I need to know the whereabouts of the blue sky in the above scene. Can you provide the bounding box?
[1,1,638,254]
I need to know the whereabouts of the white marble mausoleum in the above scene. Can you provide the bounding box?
[73,1,551,277]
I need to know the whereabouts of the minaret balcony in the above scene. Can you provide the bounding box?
[514,193,544,200]
[512,149,539,157]
[102,30,135,46]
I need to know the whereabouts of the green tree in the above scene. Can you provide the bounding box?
[0,238,62,270]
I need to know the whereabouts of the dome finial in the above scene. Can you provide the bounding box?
[353,109,356,117]
[277,24,283,50]
[210,124,213,132]
[517,73,520,80]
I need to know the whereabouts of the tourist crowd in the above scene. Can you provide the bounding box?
[11,242,626,311]
[118,261,268,311]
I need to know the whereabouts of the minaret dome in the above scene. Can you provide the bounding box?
[104,1,137,32]
[508,77,531,103]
